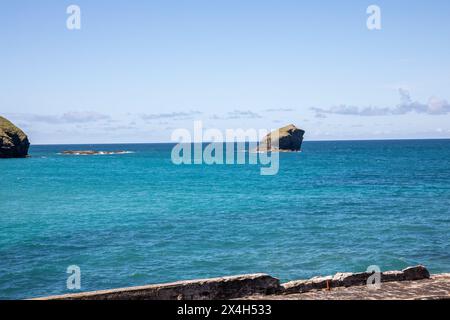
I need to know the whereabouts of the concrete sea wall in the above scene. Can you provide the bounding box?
[34,265,431,300]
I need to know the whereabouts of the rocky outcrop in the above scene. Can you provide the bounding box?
[281,265,430,294]
[0,116,30,158]
[257,124,305,152]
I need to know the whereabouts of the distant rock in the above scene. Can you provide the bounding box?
[257,124,305,152]
[0,116,30,158]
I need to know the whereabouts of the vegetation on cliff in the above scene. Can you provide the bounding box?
[0,116,30,158]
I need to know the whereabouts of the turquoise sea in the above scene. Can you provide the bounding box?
[1,140,449,299]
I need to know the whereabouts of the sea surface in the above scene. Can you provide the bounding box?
[1,140,449,299]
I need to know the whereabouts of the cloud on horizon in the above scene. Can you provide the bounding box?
[264,108,294,112]
[211,110,262,120]
[140,111,202,120]
[5,111,110,124]
[311,90,450,117]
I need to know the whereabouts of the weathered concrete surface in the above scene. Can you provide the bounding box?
[243,274,450,300]
[33,274,280,300]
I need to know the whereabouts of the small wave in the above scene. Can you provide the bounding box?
[58,151,135,156]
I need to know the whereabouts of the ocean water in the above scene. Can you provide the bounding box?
[1,140,449,299]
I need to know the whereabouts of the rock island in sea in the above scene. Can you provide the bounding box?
[257,124,305,152]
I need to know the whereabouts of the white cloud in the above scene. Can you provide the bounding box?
[211,110,262,120]
[5,112,110,124]
[311,90,450,116]
[264,108,294,112]
[140,111,202,120]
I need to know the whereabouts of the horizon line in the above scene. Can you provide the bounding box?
[30,137,450,146]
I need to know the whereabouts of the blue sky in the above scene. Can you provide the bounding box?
[1,0,450,143]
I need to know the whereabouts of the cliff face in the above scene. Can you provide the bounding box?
[258,124,305,152]
[0,116,30,158]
